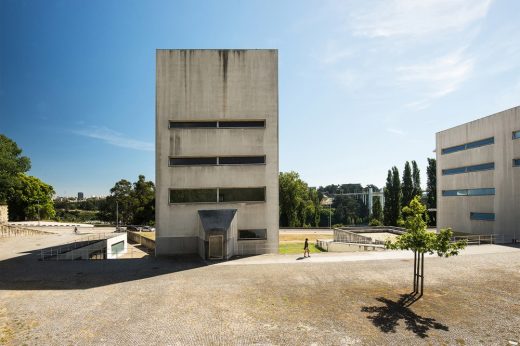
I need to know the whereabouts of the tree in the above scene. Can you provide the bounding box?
[402,161,413,208]
[0,134,31,203]
[109,179,135,225]
[132,175,155,225]
[426,158,437,226]
[385,197,466,301]
[279,171,318,227]
[8,173,55,221]
[370,197,383,225]
[412,160,422,198]
[384,167,402,226]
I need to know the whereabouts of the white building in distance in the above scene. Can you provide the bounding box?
[155,49,279,259]
[436,106,520,242]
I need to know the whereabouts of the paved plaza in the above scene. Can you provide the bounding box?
[0,233,519,345]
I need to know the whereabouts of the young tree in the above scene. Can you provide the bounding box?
[426,158,437,226]
[402,161,413,208]
[412,160,422,198]
[385,196,466,300]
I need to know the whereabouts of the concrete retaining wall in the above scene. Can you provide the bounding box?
[127,232,156,251]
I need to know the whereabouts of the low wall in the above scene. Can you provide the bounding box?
[0,205,7,223]
[128,232,156,250]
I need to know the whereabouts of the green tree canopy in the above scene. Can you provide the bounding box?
[0,134,31,203]
[426,158,437,226]
[384,166,401,226]
[402,161,413,208]
[8,173,55,221]
[279,171,320,227]
[412,160,422,198]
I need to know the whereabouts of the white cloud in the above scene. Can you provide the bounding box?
[386,128,405,135]
[73,126,154,152]
[398,49,474,109]
[349,0,493,38]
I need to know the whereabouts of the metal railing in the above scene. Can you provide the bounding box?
[39,247,153,261]
[0,224,52,237]
[452,234,506,245]
[39,233,119,260]
[333,228,386,245]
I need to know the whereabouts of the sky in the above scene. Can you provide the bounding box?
[1,0,520,197]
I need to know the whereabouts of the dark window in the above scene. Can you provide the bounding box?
[443,188,495,196]
[169,189,217,203]
[219,156,265,165]
[442,162,494,175]
[514,159,520,167]
[470,212,495,221]
[513,131,520,140]
[169,121,217,128]
[238,229,267,240]
[219,120,265,128]
[441,137,494,155]
[467,188,495,196]
[219,187,265,202]
[169,157,217,166]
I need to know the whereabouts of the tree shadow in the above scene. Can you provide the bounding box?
[361,293,449,338]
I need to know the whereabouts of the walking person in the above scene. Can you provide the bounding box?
[304,238,310,258]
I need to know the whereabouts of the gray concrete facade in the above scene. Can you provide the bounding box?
[155,49,279,256]
[436,106,520,242]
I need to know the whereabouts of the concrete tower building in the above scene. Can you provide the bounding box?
[155,49,279,259]
[436,106,520,242]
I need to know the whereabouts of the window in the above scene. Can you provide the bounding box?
[169,120,265,129]
[219,120,265,128]
[219,187,265,202]
[441,137,494,155]
[514,159,520,167]
[111,241,125,256]
[218,156,265,165]
[470,212,495,221]
[442,162,494,175]
[169,121,217,128]
[169,157,217,166]
[169,189,217,203]
[169,156,265,166]
[442,188,495,197]
[238,229,267,240]
[513,130,520,140]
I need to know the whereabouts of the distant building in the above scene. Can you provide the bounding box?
[155,49,279,259]
[436,106,520,242]
[77,192,84,201]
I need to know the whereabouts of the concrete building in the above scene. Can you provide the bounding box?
[436,106,520,242]
[155,49,279,258]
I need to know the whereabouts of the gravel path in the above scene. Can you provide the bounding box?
[0,235,519,345]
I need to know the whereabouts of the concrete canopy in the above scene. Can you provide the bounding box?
[198,209,237,232]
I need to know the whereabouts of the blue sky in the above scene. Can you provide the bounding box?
[1,0,520,196]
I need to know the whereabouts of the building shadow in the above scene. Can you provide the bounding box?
[360,294,449,338]
[0,243,211,291]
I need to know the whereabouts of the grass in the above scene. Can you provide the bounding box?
[279,233,333,242]
[278,242,324,255]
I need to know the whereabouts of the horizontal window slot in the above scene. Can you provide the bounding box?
[441,137,494,155]
[238,229,267,240]
[442,188,495,197]
[219,187,265,203]
[470,212,495,221]
[442,162,494,175]
[219,156,265,165]
[169,187,266,204]
[169,157,217,166]
[170,189,217,203]
[514,159,520,167]
[169,121,217,128]
[513,130,520,140]
[169,156,265,166]
[169,120,265,129]
[219,120,265,128]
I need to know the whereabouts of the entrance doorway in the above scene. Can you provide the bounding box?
[208,235,223,259]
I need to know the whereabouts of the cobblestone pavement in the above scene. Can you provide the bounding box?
[0,235,519,345]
